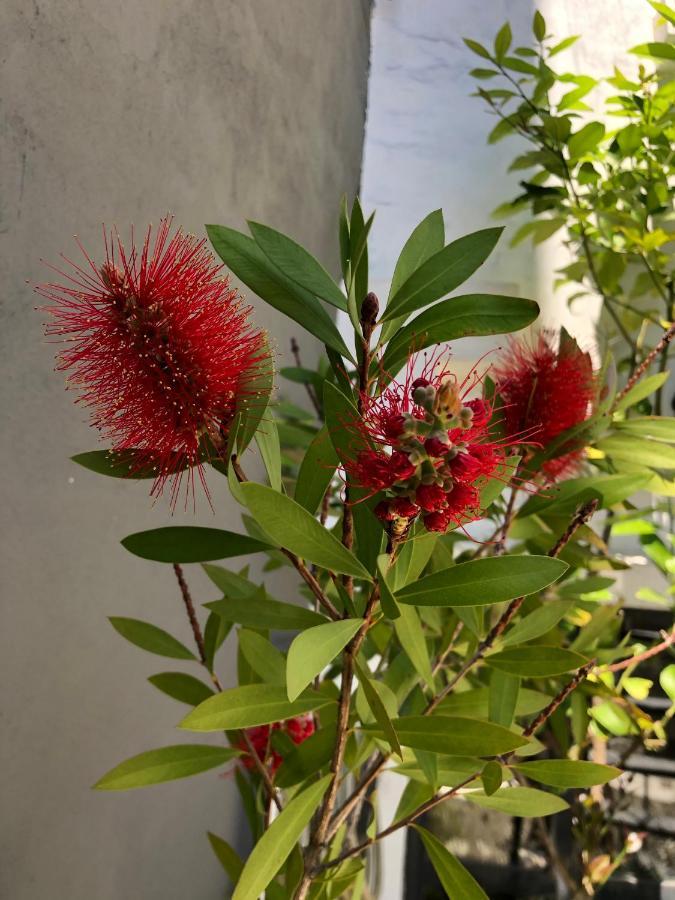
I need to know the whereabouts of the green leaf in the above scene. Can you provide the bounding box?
[203,611,231,671]
[207,832,243,884]
[532,10,546,41]
[486,646,587,677]
[354,659,402,758]
[660,664,675,702]
[236,337,274,453]
[518,473,651,518]
[481,760,504,796]
[382,228,503,322]
[109,617,196,660]
[614,372,669,412]
[568,123,606,161]
[630,41,675,61]
[377,554,400,619]
[294,426,338,514]
[394,604,434,690]
[464,786,568,817]
[463,38,493,60]
[396,556,568,607]
[286,619,362,700]
[255,416,282,490]
[71,449,164,479]
[275,726,336,788]
[502,600,572,646]
[436,687,550,719]
[488,671,520,728]
[121,527,271,563]
[494,22,512,60]
[239,629,286,684]
[202,563,258,598]
[382,294,539,375]
[649,1,675,26]
[148,672,214,706]
[513,760,620,788]
[94,744,239,790]
[231,775,331,900]
[370,715,527,755]
[414,826,488,900]
[596,434,675,469]
[240,483,372,580]
[179,684,332,732]
[248,221,347,311]
[206,589,326,631]
[616,416,675,443]
[206,225,353,361]
[549,35,580,57]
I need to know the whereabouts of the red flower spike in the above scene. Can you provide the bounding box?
[343,350,509,535]
[238,715,315,775]
[492,331,596,481]
[37,216,266,507]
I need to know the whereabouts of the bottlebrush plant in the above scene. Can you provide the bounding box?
[38,203,675,900]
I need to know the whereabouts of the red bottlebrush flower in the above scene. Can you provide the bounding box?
[492,331,596,481]
[342,350,508,534]
[238,715,315,775]
[37,216,265,506]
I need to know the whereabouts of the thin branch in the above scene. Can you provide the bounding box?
[173,563,208,665]
[521,659,596,739]
[614,321,675,407]
[601,628,675,673]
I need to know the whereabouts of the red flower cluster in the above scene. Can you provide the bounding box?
[492,331,596,480]
[238,716,315,775]
[345,354,506,533]
[37,216,265,506]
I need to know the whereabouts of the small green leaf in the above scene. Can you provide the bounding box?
[382,228,504,322]
[481,760,504,796]
[463,38,493,60]
[94,744,239,790]
[231,775,331,900]
[614,372,669,412]
[354,659,402,758]
[597,435,675,469]
[109,617,196,660]
[660,664,675,703]
[502,600,572,646]
[486,646,587,677]
[488,671,520,728]
[396,556,568,607]
[207,832,243,884]
[494,22,512,60]
[71,449,164,479]
[532,10,546,40]
[121,527,271,563]
[239,630,286,684]
[241,483,372,580]
[294,426,338,514]
[436,687,550,719]
[414,826,488,900]
[248,221,347,311]
[148,672,214,706]
[255,416,282,491]
[236,336,274,453]
[377,554,400,619]
[206,589,326,631]
[286,619,362,700]
[368,715,528,756]
[513,760,621,788]
[649,1,675,26]
[464,786,568,817]
[630,41,675,61]
[394,605,434,690]
[179,684,332,732]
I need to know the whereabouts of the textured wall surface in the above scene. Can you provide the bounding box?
[0,2,369,897]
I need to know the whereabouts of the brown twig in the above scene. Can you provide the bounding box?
[522,660,596,739]
[173,563,208,665]
[614,322,675,406]
[601,628,675,673]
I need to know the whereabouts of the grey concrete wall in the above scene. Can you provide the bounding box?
[0,2,370,898]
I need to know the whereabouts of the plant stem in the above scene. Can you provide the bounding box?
[601,627,675,673]
[613,321,675,407]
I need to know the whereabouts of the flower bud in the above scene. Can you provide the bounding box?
[360,292,379,328]
[434,378,462,417]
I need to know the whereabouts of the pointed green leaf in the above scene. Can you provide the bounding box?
[486,646,587,677]
[394,605,434,689]
[148,672,214,706]
[94,744,239,790]
[275,726,337,789]
[382,228,503,322]
[286,619,362,700]
[568,122,605,159]
[368,715,528,755]
[71,449,165,479]
[377,554,400,619]
[502,600,572,646]
[614,372,669,412]
[255,415,282,490]
[239,630,286,684]
[180,684,333,732]
[207,832,243,884]
[295,426,338,514]
[240,483,372,580]
[396,556,568,607]
[231,775,331,900]
[481,760,504,796]
[121,527,271,563]
[513,759,620,788]
[206,590,326,631]
[464,786,568,817]
[415,826,488,899]
[248,221,347,311]
[206,225,353,361]
[596,434,675,469]
[354,659,401,758]
[616,417,675,443]
[236,336,274,453]
[488,671,520,727]
[436,687,551,719]
[109,617,196,660]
